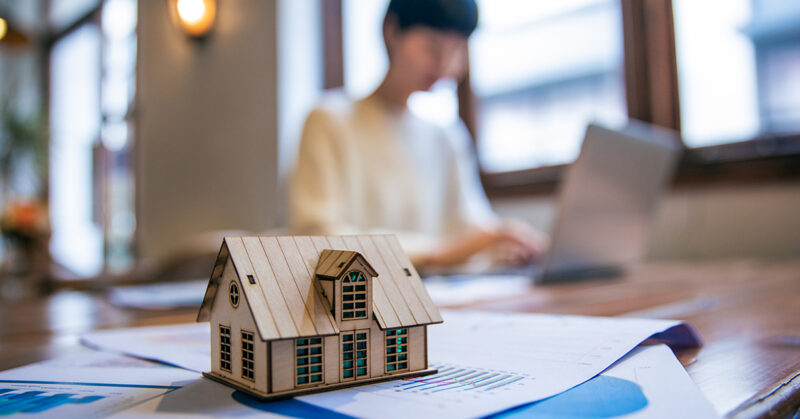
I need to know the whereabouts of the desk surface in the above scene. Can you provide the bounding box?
[1,258,798,418]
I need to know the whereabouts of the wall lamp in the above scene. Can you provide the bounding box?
[169,0,216,38]
[0,16,30,47]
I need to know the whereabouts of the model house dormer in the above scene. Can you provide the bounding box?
[196,235,443,400]
[314,250,378,323]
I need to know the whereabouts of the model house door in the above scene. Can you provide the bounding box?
[341,329,369,380]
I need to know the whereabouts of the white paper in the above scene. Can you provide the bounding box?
[296,310,701,418]
[425,275,533,306]
[0,350,198,418]
[111,378,290,419]
[109,280,208,310]
[81,310,699,377]
[81,310,701,418]
[597,345,719,419]
[82,323,211,372]
[111,345,715,419]
[477,344,718,418]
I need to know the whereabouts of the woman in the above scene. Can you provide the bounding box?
[290,0,546,270]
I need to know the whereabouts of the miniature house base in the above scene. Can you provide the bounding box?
[196,235,444,400]
[203,368,438,401]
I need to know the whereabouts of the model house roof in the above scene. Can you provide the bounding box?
[197,235,443,342]
[315,249,378,280]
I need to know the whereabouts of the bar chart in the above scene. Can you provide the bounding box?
[0,380,177,418]
[396,364,526,394]
[0,388,105,415]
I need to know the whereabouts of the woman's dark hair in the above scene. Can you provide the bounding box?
[385,0,479,37]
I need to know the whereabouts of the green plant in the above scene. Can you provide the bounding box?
[0,96,47,198]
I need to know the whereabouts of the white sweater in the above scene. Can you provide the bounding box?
[289,93,499,259]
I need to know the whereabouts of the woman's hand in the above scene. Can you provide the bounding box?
[490,219,549,266]
[418,220,548,269]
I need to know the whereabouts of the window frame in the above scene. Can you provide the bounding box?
[219,325,232,372]
[295,337,324,387]
[341,329,370,381]
[43,0,141,280]
[385,328,408,373]
[341,270,368,320]
[229,281,240,308]
[241,330,255,381]
[324,0,800,196]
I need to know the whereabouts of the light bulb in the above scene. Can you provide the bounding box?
[177,0,205,24]
[172,0,216,38]
[0,18,7,41]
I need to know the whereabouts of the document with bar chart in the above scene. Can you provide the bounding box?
[298,310,701,419]
[397,363,526,394]
[78,309,701,418]
[0,351,196,418]
[0,380,177,418]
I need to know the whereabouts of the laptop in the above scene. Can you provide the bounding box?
[422,121,680,284]
[533,121,681,283]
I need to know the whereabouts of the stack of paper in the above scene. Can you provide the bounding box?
[0,310,717,418]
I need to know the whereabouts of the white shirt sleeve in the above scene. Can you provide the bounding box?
[289,108,350,235]
[290,102,500,265]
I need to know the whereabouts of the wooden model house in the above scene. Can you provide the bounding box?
[196,235,443,399]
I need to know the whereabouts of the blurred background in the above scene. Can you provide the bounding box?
[0,0,798,295]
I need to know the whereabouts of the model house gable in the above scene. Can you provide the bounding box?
[314,249,378,323]
[198,236,339,341]
[315,249,378,280]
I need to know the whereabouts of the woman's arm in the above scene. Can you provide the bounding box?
[289,108,346,235]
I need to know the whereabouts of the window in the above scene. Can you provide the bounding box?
[341,0,627,173]
[385,328,408,372]
[673,0,800,146]
[219,326,231,372]
[49,0,139,277]
[229,282,240,307]
[341,271,367,319]
[342,330,369,380]
[100,0,138,272]
[333,1,800,191]
[241,331,255,381]
[296,338,324,386]
[471,0,628,172]
[49,22,104,277]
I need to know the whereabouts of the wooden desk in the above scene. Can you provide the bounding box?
[1,259,798,418]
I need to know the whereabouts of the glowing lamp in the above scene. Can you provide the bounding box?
[170,0,216,38]
[0,18,7,41]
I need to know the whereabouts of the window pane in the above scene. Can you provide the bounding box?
[50,0,100,30]
[674,0,800,146]
[472,0,627,172]
[101,0,138,272]
[50,23,103,277]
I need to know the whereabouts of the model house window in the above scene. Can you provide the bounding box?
[342,271,367,319]
[342,330,369,380]
[296,338,323,386]
[241,330,255,381]
[229,282,240,307]
[386,328,408,372]
[219,326,232,372]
